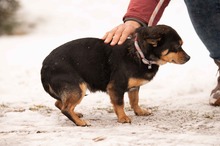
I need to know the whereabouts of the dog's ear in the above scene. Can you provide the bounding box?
[135,27,162,47]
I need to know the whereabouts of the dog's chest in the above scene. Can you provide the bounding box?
[127,69,157,89]
[128,78,149,89]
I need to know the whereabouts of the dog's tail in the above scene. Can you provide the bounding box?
[41,79,60,100]
[41,67,60,100]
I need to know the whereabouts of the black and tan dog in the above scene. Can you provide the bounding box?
[41,25,190,126]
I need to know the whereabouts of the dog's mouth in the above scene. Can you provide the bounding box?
[162,59,176,64]
[171,60,176,63]
[157,58,184,65]
[169,58,190,64]
[156,59,168,65]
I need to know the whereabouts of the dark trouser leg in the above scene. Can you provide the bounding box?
[185,0,220,106]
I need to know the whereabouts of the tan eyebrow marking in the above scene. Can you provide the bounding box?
[179,40,183,45]
[162,49,169,56]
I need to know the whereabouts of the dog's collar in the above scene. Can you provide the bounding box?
[134,34,157,69]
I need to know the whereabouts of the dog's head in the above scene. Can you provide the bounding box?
[135,25,190,65]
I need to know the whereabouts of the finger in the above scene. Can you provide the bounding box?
[103,27,118,44]
[103,32,114,44]
[118,27,135,45]
[110,26,125,45]
[102,32,108,40]
[110,24,128,45]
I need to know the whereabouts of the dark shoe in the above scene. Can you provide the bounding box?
[210,60,220,106]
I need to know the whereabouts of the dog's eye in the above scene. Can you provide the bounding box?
[162,44,181,56]
[176,44,181,49]
[171,44,181,52]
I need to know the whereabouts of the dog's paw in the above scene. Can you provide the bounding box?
[118,116,131,123]
[134,108,152,116]
[76,119,91,127]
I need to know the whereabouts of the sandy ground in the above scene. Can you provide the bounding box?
[0,0,220,145]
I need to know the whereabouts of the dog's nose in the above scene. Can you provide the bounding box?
[185,54,190,62]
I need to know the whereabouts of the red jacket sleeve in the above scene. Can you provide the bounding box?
[123,0,170,26]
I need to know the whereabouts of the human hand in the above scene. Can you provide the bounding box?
[102,21,141,46]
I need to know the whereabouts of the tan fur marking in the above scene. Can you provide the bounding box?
[107,82,131,123]
[114,104,131,123]
[58,83,89,126]
[128,89,151,116]
[106,82,113,95]
[161,51,187,64]
[79,83,87,97]
[161,49,169,56]
[161,52,178,63]
[55,100,62,110]
[63,94,87,126]
[179,40,183,45]
[128,89,139,109]
[128,78,149,89]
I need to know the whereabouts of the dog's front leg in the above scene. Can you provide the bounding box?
[107,83,131,123]
[128,87,151,116]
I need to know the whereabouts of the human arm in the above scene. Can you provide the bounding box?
[102,0,170,45]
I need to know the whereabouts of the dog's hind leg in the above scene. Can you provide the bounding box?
[55,100,83,118]
[59,83,88,126]
[128,87,151,116]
